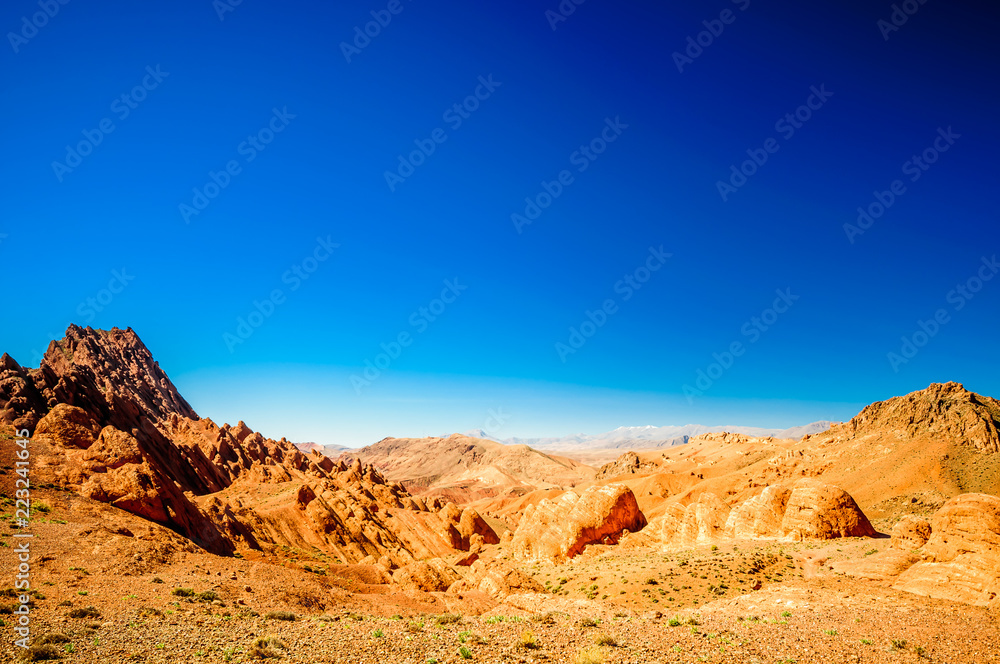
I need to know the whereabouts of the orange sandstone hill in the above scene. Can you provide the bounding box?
[345,433,597,503]
[512,382,1000,527]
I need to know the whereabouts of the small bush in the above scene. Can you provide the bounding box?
[576,617,598,628]
[151,577,164,584]
[891,639,908,650]
[138,607,162,617]
[407,620,424,633]
[264,611,297,621]
[171,588,195,598]
[35,633,71,645]
[248,636,288,659]
[531,611,557,625]
[458,646,472,659]
[24,644,61,661]
[518,630,539,649]
[595,635,618,647]
[196,591,218,602]
[574,646,604,664]
[67,606,100,619]
[436,613,462,625]
[371,629,383,638]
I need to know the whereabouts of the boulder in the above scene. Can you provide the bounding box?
[889,515,932,551]
[84,426,144,470]
[780,478,877,539]
[35,404,101,449]
[510,484,647,562]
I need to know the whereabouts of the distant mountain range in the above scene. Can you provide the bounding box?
[461,421,834,451]
[294,442,351,456]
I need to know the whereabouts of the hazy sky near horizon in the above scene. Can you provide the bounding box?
[2,0,998,446]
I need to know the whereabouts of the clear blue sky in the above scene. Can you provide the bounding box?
[2,0,997,446]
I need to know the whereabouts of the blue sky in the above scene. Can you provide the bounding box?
[1,0,997,446]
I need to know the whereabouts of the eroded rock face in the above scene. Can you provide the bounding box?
[35,404,101,449]
[510,484,647,562]
[448,560,544,599]
[645,479,874,549]
[780,478,877,540]
[393,559,461,592]
[681,492,731,545]
[847,381,1000,454]
[892,494,1000,607]
[595,451,662,480]
[890,515,933,551]
[724,485,790,539]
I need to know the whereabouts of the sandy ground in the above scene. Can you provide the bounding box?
[3,501,998,664]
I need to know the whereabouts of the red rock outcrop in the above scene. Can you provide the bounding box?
[510,484,647,562]
[34,404,101,449]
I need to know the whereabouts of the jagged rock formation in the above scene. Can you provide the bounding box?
[690,432,794,446]
[845,381,1000,453]
[509,484,647,562]
[595,451,661,480]
[0,326,495,567]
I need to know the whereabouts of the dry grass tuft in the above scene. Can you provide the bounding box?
[248,636,288,659]
[574,646,604,664]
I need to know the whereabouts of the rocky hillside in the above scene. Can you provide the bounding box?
[346,433,597,502]
[544,383,1000,525]
[0,326,495,567]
